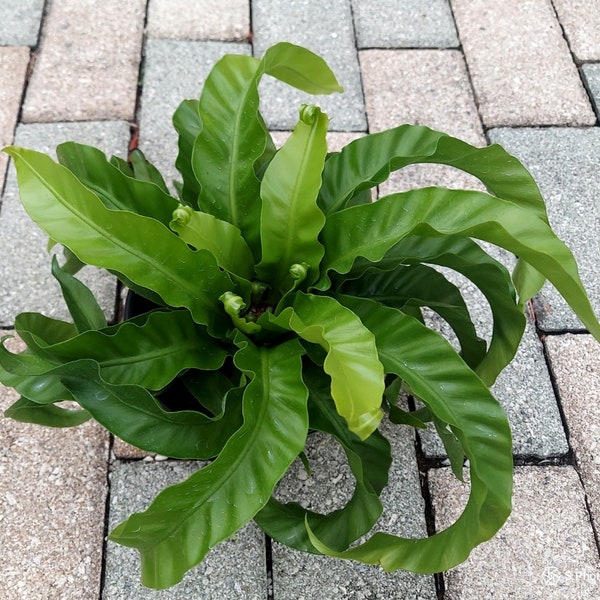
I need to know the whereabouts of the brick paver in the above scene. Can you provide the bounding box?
[451,0,596,126]
[0,46,29,189]
[22,0,145,122]
[147,0,250,41]
[552,0,600,62]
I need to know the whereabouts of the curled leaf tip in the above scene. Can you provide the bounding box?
[289,262,310,283]
[299,104,320,125]
[219,292,261,334]
[171,204,193,225]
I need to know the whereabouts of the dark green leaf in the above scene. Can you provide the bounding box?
[173,99,202,207]
[5,396,91,427]
[129,149,170,194]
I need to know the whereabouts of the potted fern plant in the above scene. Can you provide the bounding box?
[1,42,599,589]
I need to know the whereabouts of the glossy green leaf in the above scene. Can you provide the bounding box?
[318,124,547,219]
[255,365,390,552]
[51,255,106,333]
[108,338,309,589]
[129,149,170,194]
[316,295,512,572]
[59,359,243,459]
[169,205,254,279]
[15,309,229,390]
[340,263,486,370]
[273,292,384,440]
[320,188,600,340]
[57,142,178,226]
[173,99,202,207]
[256,105,327,290]
[5,396,91,427]
[5,146,239,331]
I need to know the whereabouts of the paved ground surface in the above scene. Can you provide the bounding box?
[1,1,599,598]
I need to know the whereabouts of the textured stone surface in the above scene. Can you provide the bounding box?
[139,40,250,191]
[431,466,600,598]
[147,0,250,41]
[545,335,600,533]
[582,63,600,117]
[552,0,600,61]
[0,0,44,46]
[0,46,29,189]
[489,127,600,331]
[22,0,145,122]
[451,0,595,126]
[253,0,366,130]
[103,461,267,598]
[360,49,485,194]
[271,423,437,599]
[0,336,109,599]
[353,0,458,48]
[0,121,129,326]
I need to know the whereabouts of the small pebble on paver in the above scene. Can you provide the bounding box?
[431,465,600,598]
[489,127,600,332]
[545,334,600,535]
[0,0,44,46]
[252,0,366,131]
[22,0,145,122]
[271,423,437,599]
[146,0,250,41]
[103,461,267,599]
[0,336,109,600]
[353,0,458,49]
[582,63,600,118]
[451,0,596,126]
[551,0,600,62]
[0,121,130,326]
[0,46,29,188]
[139,40,251,190]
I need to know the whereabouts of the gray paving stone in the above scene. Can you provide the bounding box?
[0,0,44,46]
[552,0,600,62]
[430,465,600,598]
[489,127,600,332]
[353,0,458,49]
[22,0,145,122]
[139,40,250,191]
[271,423,437,599]
[451,0,596,126]
[0,121,130,326]
[420,317,568,460]
[0,46,30,190]
[360,49,485,195]
[582,63,600,117]
[104,460,267,598]
[0,334,109,599]
[253,0,366,131]
[545,334,600,535]
[147,0,250,41]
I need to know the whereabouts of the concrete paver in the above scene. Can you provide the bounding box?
[0,121,130,326]
[139,40,251,191]
[252,0,366,130]
[353,0,458,48]
[431,465,600,598]
[0,47,29,190]
[147,0,250,41]
[451,0,596,126]
[551,0,600,62]
[582,63,600,117]
[545,334,600,534]
[489,127,600,332]
[0,0,44,46]
[22,0,145,122]
[0,337,109,600]
[271,424,437,599]
[103,461,267,599]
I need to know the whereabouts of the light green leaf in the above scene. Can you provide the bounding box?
[272,292,384,440]
[169,205,254,279]
[173,99,202,207]
[318,294,512,573]
[4,396,91,427]
[129,149,170,194]
[108,338,309,589]
[5,146,240,331]
[51,255,107,332]
[320,188,600,340]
